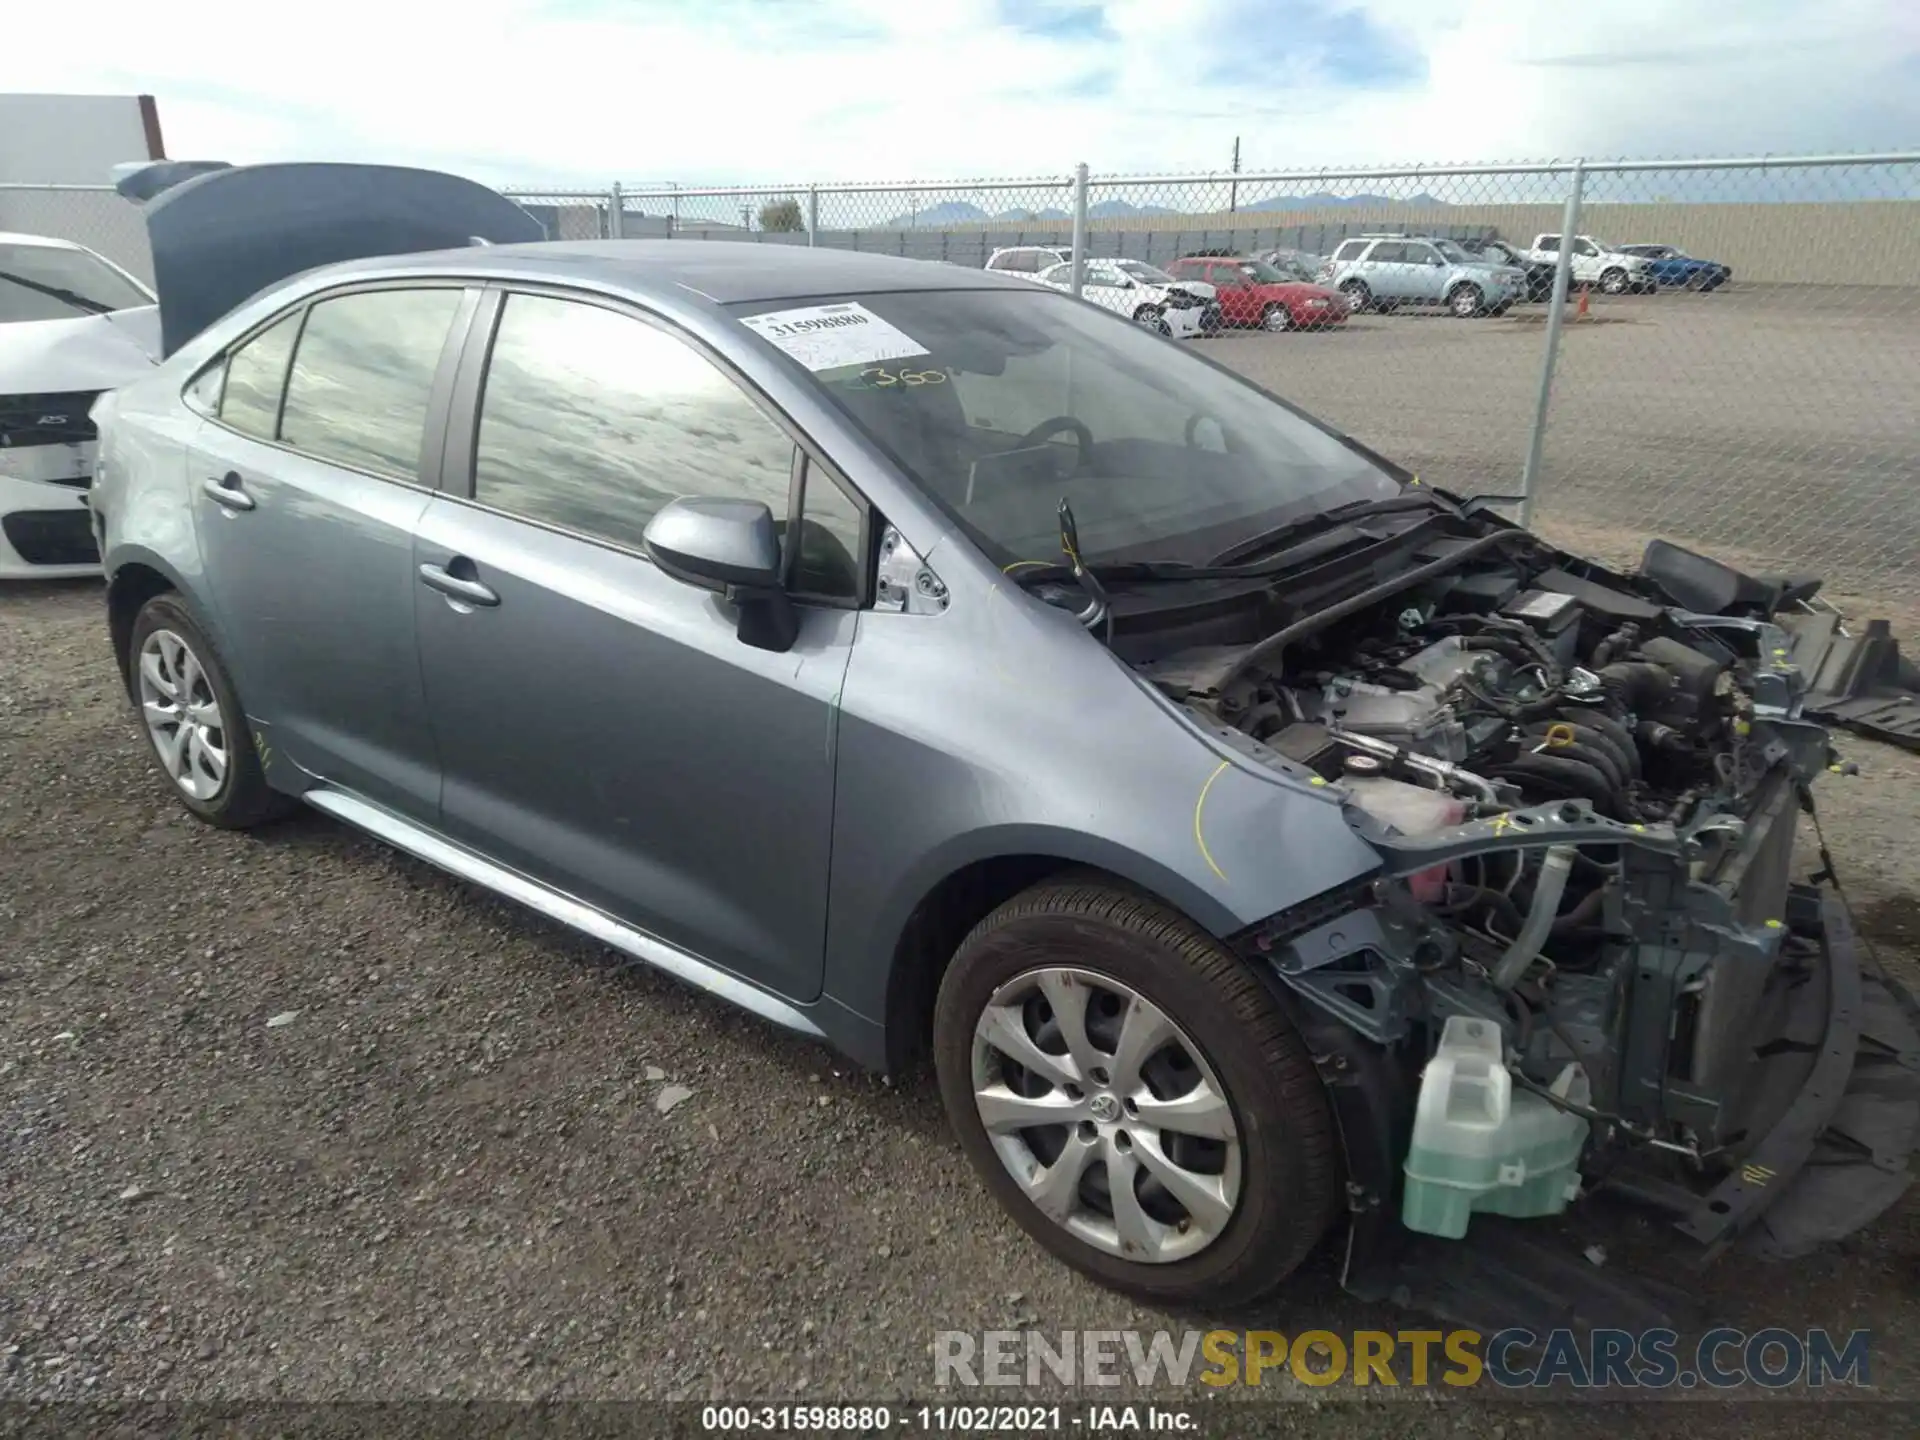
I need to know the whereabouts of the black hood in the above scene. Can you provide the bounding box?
[123,162,544,357]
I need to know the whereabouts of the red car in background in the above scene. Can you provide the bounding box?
[1165,254,1349,331]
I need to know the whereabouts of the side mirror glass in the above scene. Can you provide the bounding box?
[642,496,798,652]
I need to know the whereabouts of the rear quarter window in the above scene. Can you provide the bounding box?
[1332,240,1365,263]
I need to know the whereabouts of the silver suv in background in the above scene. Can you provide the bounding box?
[1320,235,1527,317]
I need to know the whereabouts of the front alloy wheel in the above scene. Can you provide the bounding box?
[1600,267,1630,295]
[1132,305,1172,337]
[1449,282,1485,318]
[934,876,1341,1307]
[970,967,1243,1264]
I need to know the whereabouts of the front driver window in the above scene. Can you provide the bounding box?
[792,460,865,601]
[472,293,795,553]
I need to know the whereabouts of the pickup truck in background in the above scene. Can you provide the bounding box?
[1524,235,1659,295]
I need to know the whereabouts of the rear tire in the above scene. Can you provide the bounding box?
[127,594,290,829]
[1260,302,1293,332]
[1338,280,1370,314]
[933,875,1341,1308]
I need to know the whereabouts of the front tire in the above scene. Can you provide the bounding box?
[127,594,288,829]
[1600,267,1629,295]
[1448,282,1485,318]
[933,877,1341,1308]
[1132,304,1172,337]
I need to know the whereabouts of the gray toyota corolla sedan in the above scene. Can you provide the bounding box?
[90,163,1916,1321]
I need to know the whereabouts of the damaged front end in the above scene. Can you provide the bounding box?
[1135,513,1920,1320]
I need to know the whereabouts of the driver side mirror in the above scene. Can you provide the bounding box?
[642,496,798,653]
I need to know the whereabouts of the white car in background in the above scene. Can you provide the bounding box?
[983,245,1070,278]
[1035,258,1221,339]
[1,231,161,578]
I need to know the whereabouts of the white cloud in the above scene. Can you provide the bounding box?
[2,0,1914,196]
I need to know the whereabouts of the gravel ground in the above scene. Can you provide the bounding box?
[4,290,1919,1430]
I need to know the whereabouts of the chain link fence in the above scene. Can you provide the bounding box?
[6,154,1916,616]
[0,183,155,284]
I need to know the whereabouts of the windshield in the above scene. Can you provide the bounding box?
[736,289,1398,569]
[0,242,153,323]
[1115,261,1176,284]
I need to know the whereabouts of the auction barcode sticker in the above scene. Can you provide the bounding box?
[739,302,930,371]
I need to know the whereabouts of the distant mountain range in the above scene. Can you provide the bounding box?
[1242,190,1448,211]
[880,191,1449,227]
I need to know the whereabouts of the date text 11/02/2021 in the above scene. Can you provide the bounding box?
[701,1406,1197,1432]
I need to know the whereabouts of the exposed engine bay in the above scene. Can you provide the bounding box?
[1111,516,1920,1270]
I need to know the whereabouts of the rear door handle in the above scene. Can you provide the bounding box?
[203,473,255,512]
[418,561,499,608]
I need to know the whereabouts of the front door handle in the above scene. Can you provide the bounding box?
[203,473,255,512]
[418,561,500,608]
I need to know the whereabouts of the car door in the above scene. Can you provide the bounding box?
[1076,264,1133,317]
[1363,242,1412,300]
[1401,242,1449,303]
[1203,263,1251,324]
[185,283,477,820]
[411,288,862,1003]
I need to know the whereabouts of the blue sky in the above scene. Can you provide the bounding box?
[4,0,1916,190]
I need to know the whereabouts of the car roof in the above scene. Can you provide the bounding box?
[0,230,91,251]
[323,239,1042,305]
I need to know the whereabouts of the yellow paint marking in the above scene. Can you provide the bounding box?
[1194,760,1232,883]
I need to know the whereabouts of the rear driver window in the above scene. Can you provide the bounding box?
[278,288,463,480]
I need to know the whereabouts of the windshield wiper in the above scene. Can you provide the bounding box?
[0,270,118,316]
[1206,490,1452,567]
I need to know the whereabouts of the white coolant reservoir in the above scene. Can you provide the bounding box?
[1401,1015,1591,1239]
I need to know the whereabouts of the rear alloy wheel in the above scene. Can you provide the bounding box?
[128,593,288,829]
[1260,302,1293,332]
[1449,282,1485,318]
[1338,280,1370,314]
[1600,267,1630,295]
[1132,305,1172,337]
[934,877,1340,1307]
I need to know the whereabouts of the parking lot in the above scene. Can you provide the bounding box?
[1211,285,1920,626]
[3,281,1919,1422]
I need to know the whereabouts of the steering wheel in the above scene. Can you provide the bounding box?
[1016,416,1095,472]
[1183,413,1226,449]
